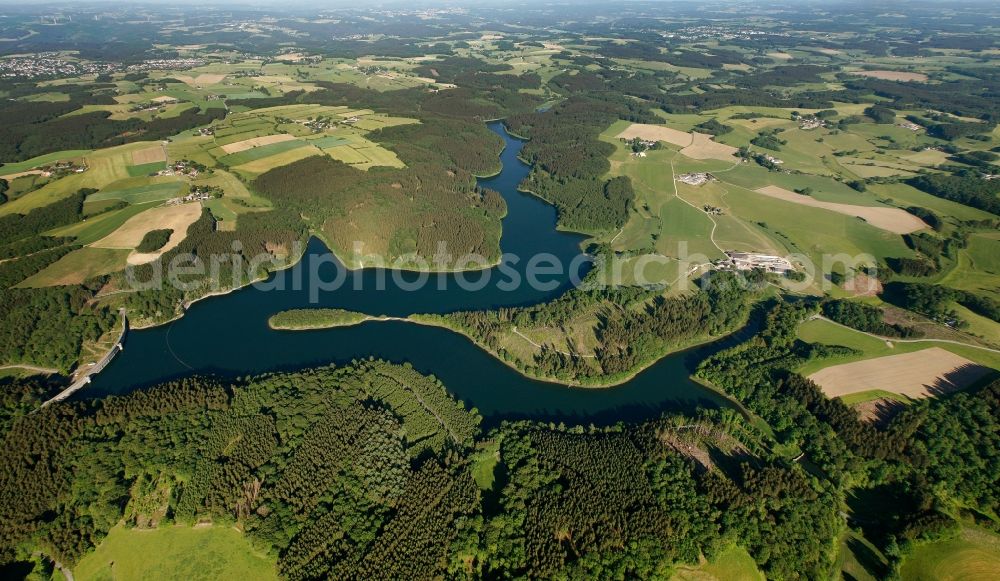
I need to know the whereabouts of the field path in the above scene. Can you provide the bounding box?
[0,363,59,374]
[814,315,1000,354]
[0,244,72,265]
[670,158,725,255]
[55,561,74,581]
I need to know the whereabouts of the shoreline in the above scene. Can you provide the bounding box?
[128,245,308,330]
[92,119,705,396]
[271,312,614,389]
[267,309,749,391]
[122,121,584,331]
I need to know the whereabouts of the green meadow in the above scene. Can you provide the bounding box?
[218,139,310,167]
[47,202,161,245]
[670,544,764,581]
[0,149,91,174]
[126,161,167,177]
[18,247,131,287]
[899,526,1000,581]
[795,318,1000,377]
[85,182,185,204]
[73,525,277,581]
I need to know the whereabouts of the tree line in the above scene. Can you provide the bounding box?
[0,358,875,580]
[507,92,659,233]
[697,298,1000,578]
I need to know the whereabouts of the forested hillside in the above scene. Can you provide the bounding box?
[422,269,762,384]
[507,93,658,233]
[3,355,994,579]
[253,118,509,267]
[697,299,1000,577]
[1,2,1000,579]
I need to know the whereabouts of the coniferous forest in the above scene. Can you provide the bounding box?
[1,348,996,579]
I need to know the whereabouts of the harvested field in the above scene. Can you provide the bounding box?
[768,52,793,60]
[196,74,227,85]
[92,202,202,264]
[221,134,298,154]
[324,144,369,165]
[232,146,321,175]
[755,185,927,234]
[617,124,737,161]
[150,95,178,104]
[854,70,928,82]
[844,273,883,297]
[219,140,310,167]
[131,145,166,165]
[617,123,692,147]
[174,73,227,86]
[809,347,994,399]
[681,132,739,161]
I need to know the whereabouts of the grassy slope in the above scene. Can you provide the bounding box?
[899,526,1000,581]
[0,149,92,174]
[73,525,277,581]
[469,440,501,490]
[670,544,764,581]
[46,202,161,245]
[85,181,185,204]
[795,318,1000,375]
[834,530,888,581]
[0,142,173,216]
[601,116,922,296]
[939,233,1000,301]
[17,247,131,287]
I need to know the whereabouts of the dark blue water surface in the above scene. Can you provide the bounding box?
[88,123,738,425]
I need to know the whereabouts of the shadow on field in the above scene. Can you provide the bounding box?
[846,536,888,579]
[925,363,994,397]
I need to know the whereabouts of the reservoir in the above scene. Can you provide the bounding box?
[89,123,738,424]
